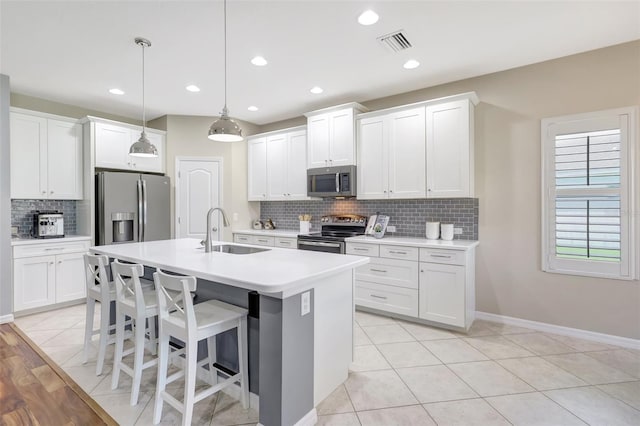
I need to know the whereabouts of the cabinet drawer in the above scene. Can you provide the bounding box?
[346,243,379,257]
[380,245,419,261]
[275,237,297,249]
[251,236,275,246]
[355,258,418,289]
[13,240,90,259]
[355,282,418,317]
[233,234,252,244]
[420,248,465,265]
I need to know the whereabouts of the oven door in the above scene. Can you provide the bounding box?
[297,239,344,254]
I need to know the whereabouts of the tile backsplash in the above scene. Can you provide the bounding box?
[260,198,479,240]
[11,199,77,237]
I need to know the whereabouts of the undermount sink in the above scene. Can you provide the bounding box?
[198,244,270,255]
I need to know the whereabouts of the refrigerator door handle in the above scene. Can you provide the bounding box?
[137,179,143,241]
[142,179,148,242]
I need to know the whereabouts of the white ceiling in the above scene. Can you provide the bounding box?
[1,1,639,125]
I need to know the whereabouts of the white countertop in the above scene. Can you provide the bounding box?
[11,235,91,246]
[91,238,368,298]
[234,229,301,238]
[346,235,479,250]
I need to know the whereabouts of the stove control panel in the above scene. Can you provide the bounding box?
[320,215,367,226]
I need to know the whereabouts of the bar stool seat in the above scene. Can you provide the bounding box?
[111,260,159,406]
[153,269,249,426]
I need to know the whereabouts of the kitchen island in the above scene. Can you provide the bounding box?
[91,238,368,426]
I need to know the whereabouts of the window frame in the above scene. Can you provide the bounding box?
[541,107,638,280]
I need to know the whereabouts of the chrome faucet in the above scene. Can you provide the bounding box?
[205,207,230,252]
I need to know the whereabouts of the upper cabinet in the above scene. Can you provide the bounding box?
[88,118,166,173]
[248,126,310,201]
[10,110,83,200]
[426,98,475,198]
[357,93,477,200]
[305,103,367,168]
[358,106,426,200]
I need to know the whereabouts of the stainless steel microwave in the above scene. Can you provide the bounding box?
[307,165,356,198]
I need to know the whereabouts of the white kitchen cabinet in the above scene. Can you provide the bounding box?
[12,238,91,312]
[426,98,474,198]
[233,232,297,249]
[347,238,476,330]
[357,106,426,200]
[418,247,475,329]
[306,103,367,168]
[91,119,166,173]
[248,127,309,201]
[10,111,83,200]
[247,136,268,201]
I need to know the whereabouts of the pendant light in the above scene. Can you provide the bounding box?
[208,0,243,142]
[129,37,158,157]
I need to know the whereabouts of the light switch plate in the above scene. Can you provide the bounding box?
[301,291,311,316]
[387,225,397,233]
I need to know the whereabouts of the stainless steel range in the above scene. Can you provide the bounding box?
[297,214,367,254]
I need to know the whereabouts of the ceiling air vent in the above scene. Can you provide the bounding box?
[377,30,412,52]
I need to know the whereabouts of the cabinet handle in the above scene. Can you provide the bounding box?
[383,190,387,193]
[257,239,268,243]
[49,262,54,265]
[44,248,64,251]
[389,250,407,255]
[389,190,393,193]
[370,268,388,273]
[430,254,452,259]
[421,269,424,273]
[370,294,387,300]
[428,188,432,192]
[353,247,368,251]
[58,261,62,264]
[50,191,54,194]
[41,191,46,194]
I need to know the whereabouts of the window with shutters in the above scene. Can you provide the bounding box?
[541,107,637,280]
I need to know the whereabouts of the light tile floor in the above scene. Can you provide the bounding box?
[13,305,640,426]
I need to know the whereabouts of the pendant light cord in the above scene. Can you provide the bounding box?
[141,41,146,133]
[223,0,228,112]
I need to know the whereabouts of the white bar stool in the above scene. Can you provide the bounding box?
[111,259,159,406]
[82,253,120,376]
[153,269,249,426]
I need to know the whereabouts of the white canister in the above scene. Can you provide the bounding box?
[441,223,454,241]
[299,221,311,234]
[425,222,440,240]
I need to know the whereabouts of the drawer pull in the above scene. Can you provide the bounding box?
[257,239,268,243]
[370,294,388,300]
[430,254,452,259]
[370,268,388,273]
[353,247,369,251]
[44,248,64,251]
[389,250,407,255]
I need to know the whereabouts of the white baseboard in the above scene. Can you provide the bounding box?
[476,311,640,350]
[258,408,317,426]
[0,314,14,324]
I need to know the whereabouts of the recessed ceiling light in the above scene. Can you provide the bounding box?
[251,56,268,66]
[185,84,201,92]
[109,88,125,95]
[310,86,324,94]
[248,106,259,111]
[403,59,420,69]
[358,10,379,26]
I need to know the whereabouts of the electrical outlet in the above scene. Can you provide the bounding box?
[454,227,463,235]
[232,212,239,222]
[387,225,397,233]
[301,291,311,316]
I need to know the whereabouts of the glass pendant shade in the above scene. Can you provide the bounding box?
[129,131,158,157]
[208,107,243,142]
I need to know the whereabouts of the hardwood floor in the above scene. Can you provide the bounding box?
[0,323,117,426]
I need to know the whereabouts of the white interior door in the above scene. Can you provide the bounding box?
[176,158,221,240]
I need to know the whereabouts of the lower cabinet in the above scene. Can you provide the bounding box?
[233,233,297,249]
[347,240,476,330]
[13,239,90,312]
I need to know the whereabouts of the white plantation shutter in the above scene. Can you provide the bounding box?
[542,108,636,280]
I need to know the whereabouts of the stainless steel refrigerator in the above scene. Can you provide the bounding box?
[96,171,170,245]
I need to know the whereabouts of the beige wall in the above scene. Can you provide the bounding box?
[257,41,640,339]
[160,115,261,242]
